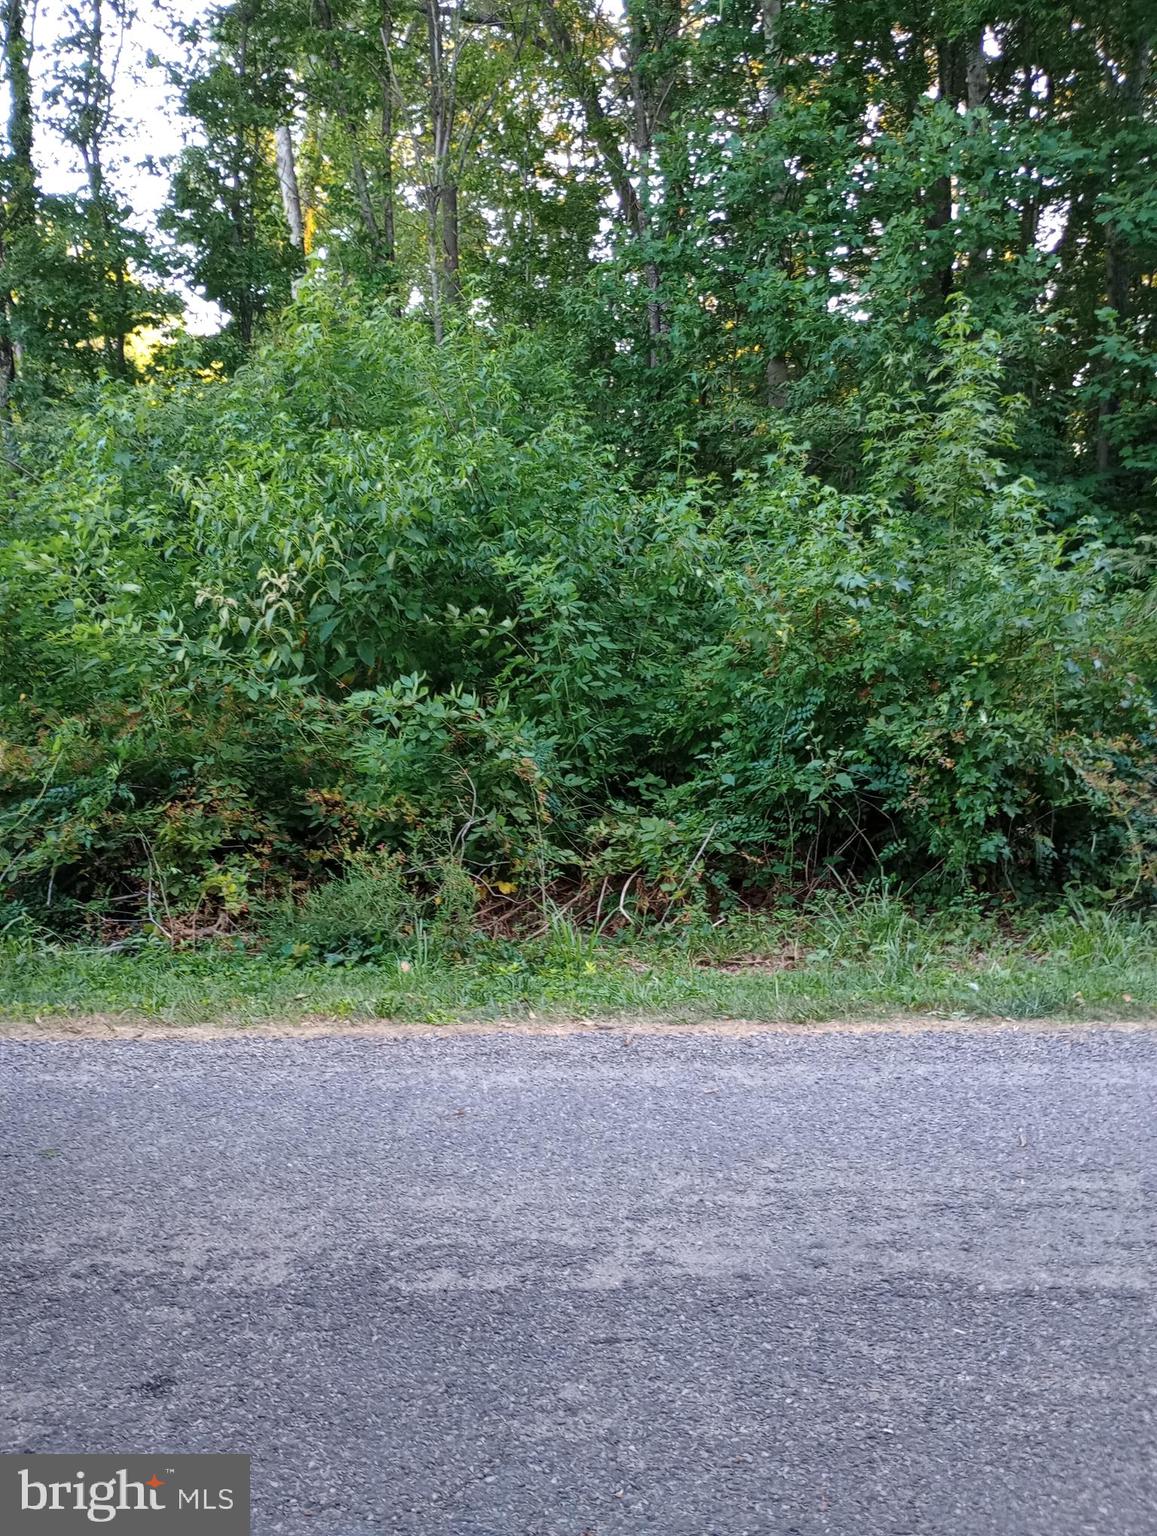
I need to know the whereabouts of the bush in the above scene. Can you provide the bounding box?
[696,315,1157,887]
[257,851,413,962]
[2,288,1154,939]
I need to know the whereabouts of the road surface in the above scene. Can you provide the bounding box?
[2,1025,1156,1534]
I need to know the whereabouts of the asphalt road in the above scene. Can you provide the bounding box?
[2,1026,1156,1535]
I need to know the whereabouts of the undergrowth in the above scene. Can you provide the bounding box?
[1,895,1153,1027]
[3,293,1156,942]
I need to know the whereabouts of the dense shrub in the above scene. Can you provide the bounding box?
[684,321,1157,886]
[2,289,1154,938]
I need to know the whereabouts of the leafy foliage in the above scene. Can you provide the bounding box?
[2,293,1154,938]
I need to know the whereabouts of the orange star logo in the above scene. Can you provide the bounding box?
[146,1476,165,1490]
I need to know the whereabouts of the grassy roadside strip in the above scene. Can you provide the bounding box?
[0,898,1154,1028]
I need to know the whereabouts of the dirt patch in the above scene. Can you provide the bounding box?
[693,948,801,974]
[1,1012,1156,1042]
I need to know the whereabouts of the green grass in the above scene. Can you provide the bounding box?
[1,896,1155,1028]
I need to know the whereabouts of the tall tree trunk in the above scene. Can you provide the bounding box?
[424,185,444,344]
[379,0,397,270]
[3,0,34,202]
[274,123,305,250]
[626,0,681,366]
[1095,226,1125,471]
[423,0,459,335]
[315,0,385,261]
[349,139,383,255]
[924,36,964,307]
[965,36,988,111]
[110,266,126,374]
[230,12,255,343]
[760,0,781,113]
[79,0,128,373]
[628,54,663,362]
[1016,51,1042,258]
[1095,28,1150,474]
[442,182,461,304]
[760,0,789,403]
[540,0,643,238]
[925,31,986,311]
[1,0,36,410]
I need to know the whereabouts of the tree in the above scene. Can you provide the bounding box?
[161,0,301,346]
[1,0,37,410]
